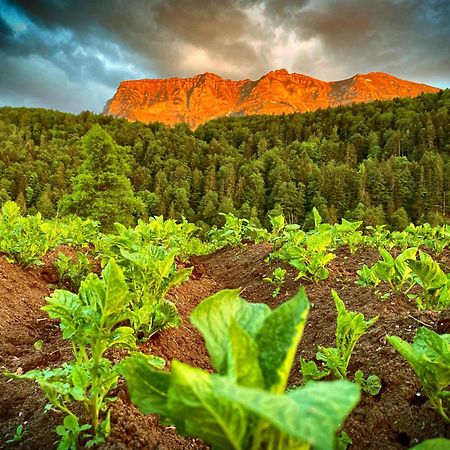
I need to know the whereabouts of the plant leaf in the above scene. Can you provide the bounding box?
[256,287,309,393]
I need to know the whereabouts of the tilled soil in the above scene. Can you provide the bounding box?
[0,244,449,449]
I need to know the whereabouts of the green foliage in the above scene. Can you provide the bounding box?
[0,201,101,266]
[52,217,100,248]
[272,212,336,283]
[208,213,269,248]
[97,217,197,338]
[55,251,93,291]
[5,424,25,445]
[9,261,142,448]
[1,91,450,229]
[263,267,286,297]
[357,247,418,292]
[119,245,190,338]
[99,216,209,261]
[0,201,56,265]
[99,223,192,338]
[332,218,364,253]
[410,438,450,449]
[354,370,382,396]
[364,225,391,249]
[335,431,352,450]
[407,252,450,310]
[301,291,379,386]
[121,288,360,450]
[59,125,144,231]
[387,327,450,422]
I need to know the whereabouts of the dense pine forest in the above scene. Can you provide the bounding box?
[0,89,449,231]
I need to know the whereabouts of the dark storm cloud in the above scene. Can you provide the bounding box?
[288,0,450,83]
[0,0,448,113]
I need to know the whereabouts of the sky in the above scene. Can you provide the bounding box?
[0,0,449,114]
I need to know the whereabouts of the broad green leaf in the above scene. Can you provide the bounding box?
[214,377,360,450]
[190,289,270,373]
[120,353,170,416]
[408,253,448,290]
[71,364,88,391]
[410,438,450,449]
[313,207,322,228]
[256,288,309,392]
[228,320,264,388]
[109,326,136,349]
[388,328,450,421]
[379,248,394,265]
[102,260,130,319]
[168,361,247,450]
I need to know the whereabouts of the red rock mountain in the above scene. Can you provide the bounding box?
[104,70,440,128]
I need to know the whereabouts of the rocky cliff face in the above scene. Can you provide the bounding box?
[104,70,439,128]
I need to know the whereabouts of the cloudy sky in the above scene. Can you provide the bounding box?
[0,0,449,113]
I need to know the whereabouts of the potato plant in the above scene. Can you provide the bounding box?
[263,266,286,297]
[357,247,418,293]
[208,213,270,248]
[272,229,336,283]
[55,251,93,291]
[9,261,145,449]
[301,290,381,395]
[121,288,360,450]
[407,252,450,310]
[0,201,56,266]
[98,222,193,338]
[388,327,450,422]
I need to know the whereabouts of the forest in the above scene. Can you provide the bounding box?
[0,89,449,231]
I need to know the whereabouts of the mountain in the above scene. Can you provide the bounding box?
[104,70,440,128]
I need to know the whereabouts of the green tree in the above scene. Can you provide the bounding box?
[59,125,143,230]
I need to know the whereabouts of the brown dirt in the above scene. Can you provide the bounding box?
[1,244,449,449]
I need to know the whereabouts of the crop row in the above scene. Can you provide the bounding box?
[1,202,449,449]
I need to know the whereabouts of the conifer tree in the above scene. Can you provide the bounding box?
[59,125,143,230]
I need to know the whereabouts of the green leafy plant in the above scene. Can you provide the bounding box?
[335,431,352,450]
[118,244,192,338]
[0,201,56,266]
[97,221,193,338]
[410,438,450,449]
[52,216,100,248]
[263,267,286,297]
[354,370,382,396]
[274,229,336,283]
[121,288,360,450]
[357,247,418,293]
[332,218,364,253]
[5,424,25,445]
[9,261,140,449]
[407,252,450,310]
[364,225,392,249]
[301,291,380,391]
[387,327,450,422]
[208,213,269,248]
[55,251,93,291]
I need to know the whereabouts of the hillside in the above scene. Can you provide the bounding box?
[104,70,439,128]
[0,90,449,231]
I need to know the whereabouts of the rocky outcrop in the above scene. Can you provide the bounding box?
[104,70,439,128]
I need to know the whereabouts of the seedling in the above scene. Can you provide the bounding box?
[263,267,286,297]
[388,327,450,422]
[301,291,381,395]
[6,424,25,445]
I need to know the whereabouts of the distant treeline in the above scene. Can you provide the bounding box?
[0,89,449,230]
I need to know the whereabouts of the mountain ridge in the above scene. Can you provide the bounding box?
[104,70,440,128]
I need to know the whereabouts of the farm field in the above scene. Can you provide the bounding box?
[0,205,449,449]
